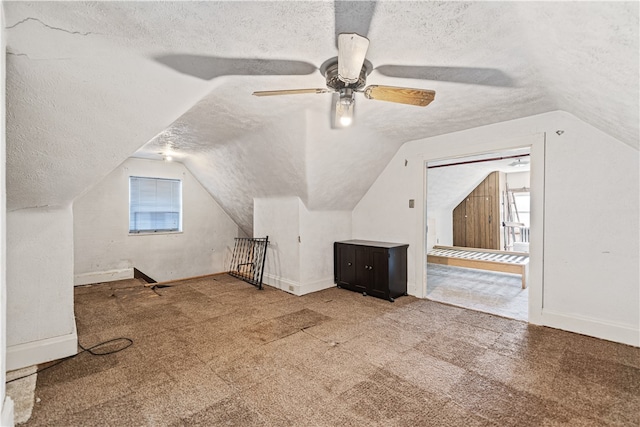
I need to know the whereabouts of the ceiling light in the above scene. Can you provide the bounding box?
[340,115,352,127]
[509,158,529,167]
[336,89,355,127]
[164,155,173,162]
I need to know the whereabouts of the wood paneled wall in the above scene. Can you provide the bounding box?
[452,171,501,250]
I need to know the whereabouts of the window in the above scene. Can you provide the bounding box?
[513,192,530,228]
[129,177,182,233]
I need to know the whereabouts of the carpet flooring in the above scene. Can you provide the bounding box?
[426,263,528,321]
[17,274,640,426]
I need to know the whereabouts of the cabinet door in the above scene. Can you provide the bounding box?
[352,245,370,293]
[367,247,390,299]
[336,244,356,288]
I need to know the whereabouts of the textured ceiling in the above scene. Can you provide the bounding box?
[4,1,638,234]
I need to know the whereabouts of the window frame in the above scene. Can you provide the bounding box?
[128,176,183,235]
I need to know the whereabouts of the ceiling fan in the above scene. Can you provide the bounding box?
[252,33,435,127]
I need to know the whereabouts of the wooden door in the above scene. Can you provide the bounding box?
[466,195,494,249]
[453,199,466,247]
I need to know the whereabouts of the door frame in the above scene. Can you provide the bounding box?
[420,133,546,325]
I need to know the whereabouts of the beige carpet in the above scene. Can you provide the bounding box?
[426,263,528,321]
[18,274,640,426]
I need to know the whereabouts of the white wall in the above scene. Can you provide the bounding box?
[6,206,77,371]
[506,171,530,189]
[73,158,242,284]
[543,120,639,335]
[427,209,452,249]
[353,111,639,346]
[1,5,15,423]
[353,145,429,297]
[254,197,351,295]
[298,202,352,286]
[254,197,301,288]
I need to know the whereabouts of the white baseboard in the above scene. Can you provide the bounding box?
[262,273,298,294]
[297,278,336,295]
[1,397,14,427]
[406,281,418,297]
[262,274,335,296]
[6,324,78,371]
[74,268,133,286]
[541,309,639,347]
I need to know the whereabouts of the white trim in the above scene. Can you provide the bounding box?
[541,309,639,347]
[262,274,335,296]
[1,397,14,427]
[262,273,298,294]
[421,133,546,324]
[6,324,78,371]
[74,268,133,286]
[527,134,545,325]
[297,277,336,296]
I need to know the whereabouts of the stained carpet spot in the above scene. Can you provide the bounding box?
[176,396,263,426]
[243,318,300,343]
[244,309,330,343]
[278,308,331,330]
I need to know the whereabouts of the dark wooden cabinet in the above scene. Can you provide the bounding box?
[334,240,408,302]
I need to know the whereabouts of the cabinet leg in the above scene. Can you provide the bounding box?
[363,292,367,296]
[389,297,395,302]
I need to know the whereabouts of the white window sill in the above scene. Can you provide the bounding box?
[128,231,183,236]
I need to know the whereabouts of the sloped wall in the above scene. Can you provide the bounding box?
[74,158,243,284]
[353,111,639,346]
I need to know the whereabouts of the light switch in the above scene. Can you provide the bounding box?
[409,199,415,208]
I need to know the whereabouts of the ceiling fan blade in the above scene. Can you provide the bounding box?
[334,1,377,44]
[337,33,369,84]
[364,85,436,107]
[155,55,317,80]
[376,65,515,87]
[252,88,332,97]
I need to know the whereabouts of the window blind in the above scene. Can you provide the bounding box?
[129,176,182,233]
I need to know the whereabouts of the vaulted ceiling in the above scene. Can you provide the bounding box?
[4,1,638,234]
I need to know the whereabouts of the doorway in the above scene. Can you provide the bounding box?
[425,148,531,321]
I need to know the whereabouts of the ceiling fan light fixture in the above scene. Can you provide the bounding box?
[509,158,529,167]
[336,89,355,127]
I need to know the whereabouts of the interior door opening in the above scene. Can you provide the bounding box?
[425,148,531,321]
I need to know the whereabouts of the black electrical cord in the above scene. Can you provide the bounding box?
[5,337,133,384]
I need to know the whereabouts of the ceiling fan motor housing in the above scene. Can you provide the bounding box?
[324,60,369,91]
